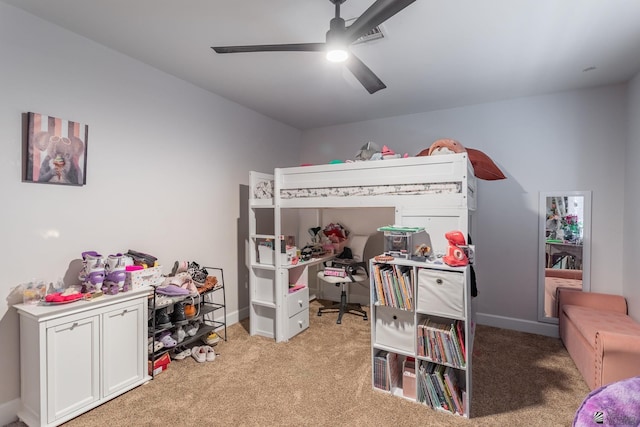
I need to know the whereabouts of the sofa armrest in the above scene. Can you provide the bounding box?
[558,289,627,314]
[596,330,640,386]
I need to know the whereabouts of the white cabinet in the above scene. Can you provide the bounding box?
[16,288,151,427]
[370,259,474,418]
[102,301,146,396]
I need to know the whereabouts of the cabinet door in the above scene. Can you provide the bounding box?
[46,315,100,423]
[102,300,146,397]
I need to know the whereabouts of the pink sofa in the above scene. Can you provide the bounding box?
[558,289,640,390]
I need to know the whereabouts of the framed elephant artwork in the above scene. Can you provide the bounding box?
[23,112,88,186]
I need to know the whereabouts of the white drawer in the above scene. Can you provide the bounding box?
[287,309,309,339]
[416,268,464,319]
[286,286,309,317]
[374,305,414,353]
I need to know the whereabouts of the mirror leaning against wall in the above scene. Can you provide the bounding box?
[538,191,592,324]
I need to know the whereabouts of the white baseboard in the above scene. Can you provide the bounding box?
[212,306,248,328]
[476,312,559,338]
[0,398,20,427]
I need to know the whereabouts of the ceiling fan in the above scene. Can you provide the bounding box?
[211,0,416,94]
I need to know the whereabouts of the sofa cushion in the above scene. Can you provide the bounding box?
[562,305,640,346]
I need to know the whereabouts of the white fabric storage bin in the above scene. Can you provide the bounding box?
[416,268,464,319]
[258,245,274,265]
[374,305,414,353]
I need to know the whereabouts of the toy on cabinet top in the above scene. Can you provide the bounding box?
[443,231,469,267]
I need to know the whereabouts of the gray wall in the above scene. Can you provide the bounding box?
[300,86,629,334]
[624,72,640,320]
[2,0,639,423]
[0,3,301,419]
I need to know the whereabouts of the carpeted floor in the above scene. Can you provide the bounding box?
[16,300,589,427]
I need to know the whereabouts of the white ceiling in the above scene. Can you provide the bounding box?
[4,0,640,130]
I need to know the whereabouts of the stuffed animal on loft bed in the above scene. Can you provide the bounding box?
[355,142,408,161]
[417,138,506,181]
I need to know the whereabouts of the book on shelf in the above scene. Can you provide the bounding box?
[417,318,466,368]
[456,320,466,364]
[373,262,415,310]
[444,367,464,415]
[373,264,386,306]
[402,357,416,399]
[374,350,390,391]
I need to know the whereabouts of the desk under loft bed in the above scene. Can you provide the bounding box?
[248,152,477,342]
[249,152,478,418]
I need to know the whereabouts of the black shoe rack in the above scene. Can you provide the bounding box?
[148,267,227,377]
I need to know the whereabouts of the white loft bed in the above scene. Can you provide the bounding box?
[248,152,478,342]
[250,152,477,212]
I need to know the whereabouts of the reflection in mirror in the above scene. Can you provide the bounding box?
[538,191,591,324]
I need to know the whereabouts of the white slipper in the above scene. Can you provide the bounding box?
[191,346,207,363]
[203,345,216,362]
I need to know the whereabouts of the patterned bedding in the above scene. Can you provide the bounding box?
[253,181,462,200]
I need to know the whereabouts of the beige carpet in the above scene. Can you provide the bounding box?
[57,300,589,427]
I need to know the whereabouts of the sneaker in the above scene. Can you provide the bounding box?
[171,346,191,360]
[202,332,221,346]
[171,302,188,326]
[187,262,208,285]
[185,320,200,337]
[155,307,172,329]
[154,295,174,308]
[171,326,186,344]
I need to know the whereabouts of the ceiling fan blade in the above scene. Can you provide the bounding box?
[345,0,416,43]
[345,54,386,94]
[212,42,325,54]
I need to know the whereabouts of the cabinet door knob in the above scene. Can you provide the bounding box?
[297,300,303,307]
[298,320,303,328]
[393,315,397,320]
[436,279,443,285]
[121,310,128,316]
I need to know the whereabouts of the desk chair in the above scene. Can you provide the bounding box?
[317,234,369,324]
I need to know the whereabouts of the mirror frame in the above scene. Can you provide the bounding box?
[538,190,592,324]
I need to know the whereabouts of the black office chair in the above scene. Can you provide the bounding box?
[317,235,369,324]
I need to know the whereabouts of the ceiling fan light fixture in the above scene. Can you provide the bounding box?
[326,47,349,62]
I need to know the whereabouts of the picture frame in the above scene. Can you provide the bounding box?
[22,112,88,186]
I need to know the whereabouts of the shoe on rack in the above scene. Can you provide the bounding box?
[153,295,174,308]
[155,307,172,329]
[197,276,218,294]
[148,337,164,354]
[171,302,188,326]
[185,320,201,337]
[158,332,177,349]
[171,326,186,344]
[171,261,189,276]
[187,262,208,285]
[202,332,221,346]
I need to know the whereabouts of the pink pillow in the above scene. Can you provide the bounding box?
[466,148,506,181]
